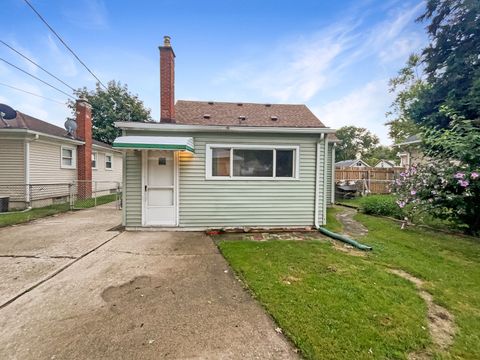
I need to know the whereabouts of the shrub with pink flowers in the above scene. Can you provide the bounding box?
[394,108,480,234]
[394,163,480,234]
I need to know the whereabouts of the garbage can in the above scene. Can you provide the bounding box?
[0,197,9,212]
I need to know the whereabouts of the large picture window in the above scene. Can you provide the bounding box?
[207,144,299,180]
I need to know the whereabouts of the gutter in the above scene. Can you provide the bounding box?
[114,122,337,135]
[0,129,84,145]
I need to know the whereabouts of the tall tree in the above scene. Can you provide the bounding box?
[363,145,398,167]
[386,54,425,143]
[68,81,152,144]
[335,126,380,162]
[410,0,480,128]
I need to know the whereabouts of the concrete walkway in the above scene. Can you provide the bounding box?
[0,210,297,359]
[0,206,122,306]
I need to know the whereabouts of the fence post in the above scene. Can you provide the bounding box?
[94,181,97,207]
[69,183,73,210]
[28,184,32,208]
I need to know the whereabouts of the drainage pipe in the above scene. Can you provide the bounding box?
[317,226,373,251]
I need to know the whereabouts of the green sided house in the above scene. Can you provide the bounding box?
[114,37,337,230]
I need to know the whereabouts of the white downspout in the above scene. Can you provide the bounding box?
[314,134,324,229]
[323,134,329,225]
[331,143,336,204]
[25,140,30,205]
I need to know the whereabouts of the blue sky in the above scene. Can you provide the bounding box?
[1,0,427,144]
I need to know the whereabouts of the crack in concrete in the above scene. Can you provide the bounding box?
[0,254,77,260]
[105,249,218,257]
[0,233,122,311]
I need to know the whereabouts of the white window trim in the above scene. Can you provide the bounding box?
[60,145,76,169]
[105,153,113,170]
[92,151,98,170]
[205,144,300,180]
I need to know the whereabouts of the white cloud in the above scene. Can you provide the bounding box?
[62,0,109,30]
[215,1,425,104]
[45,35,79,78]
[312,79,395,144]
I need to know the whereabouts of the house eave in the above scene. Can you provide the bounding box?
[0,128,85,145]
[114,122,337,134]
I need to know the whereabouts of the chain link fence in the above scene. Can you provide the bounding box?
[0,182,122,212]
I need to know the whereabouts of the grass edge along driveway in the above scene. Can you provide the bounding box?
[0,194,118,228]
[218,210,480,360]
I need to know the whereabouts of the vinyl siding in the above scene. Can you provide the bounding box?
[124,150,142,226]
[29,140,77,184]
[0,138,25,185]
[92,150,122,184]
[124,130,327,228]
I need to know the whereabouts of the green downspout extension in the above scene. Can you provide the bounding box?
[317,227,373,251]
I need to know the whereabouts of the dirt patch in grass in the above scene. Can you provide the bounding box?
[389,269,456,356]
[331,241,367,257]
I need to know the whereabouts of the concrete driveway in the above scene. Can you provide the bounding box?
[0,209,297,359]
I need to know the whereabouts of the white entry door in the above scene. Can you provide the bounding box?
[144,150,176,226]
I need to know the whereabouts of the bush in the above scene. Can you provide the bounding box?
[359,195,405,219]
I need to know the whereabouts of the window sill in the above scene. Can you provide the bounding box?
[205,176,300,181]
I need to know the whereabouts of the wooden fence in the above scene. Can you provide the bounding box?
[335,167,405,194]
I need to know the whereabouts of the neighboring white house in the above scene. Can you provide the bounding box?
[395,134,425,168]
[114,37,338,229]
[335,159,371,168]
[374,159,397,168]
[0,106,122,209]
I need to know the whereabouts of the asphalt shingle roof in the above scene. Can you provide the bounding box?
[174,100,327,128]
[0,110,112,148]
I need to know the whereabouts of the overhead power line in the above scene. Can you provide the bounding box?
[23,0,107,89]
[0,82,66,105]
[0,57,75,99]
[0,39,76,92]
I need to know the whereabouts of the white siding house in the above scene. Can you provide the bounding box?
[0,109,122,210]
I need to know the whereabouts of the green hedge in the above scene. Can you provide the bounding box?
[359,195,405,219]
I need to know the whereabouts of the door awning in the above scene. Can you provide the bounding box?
[113,136,194,153]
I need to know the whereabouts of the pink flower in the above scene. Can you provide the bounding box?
[458,180,469,187]
[396,200,406,208]
[454,172,465,179]
[410,189,417,195]
[471,172,479,180]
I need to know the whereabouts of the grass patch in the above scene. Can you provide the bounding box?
[0,194,118,228]
[219,212,480,359]
[324,207,343,233]
[74,193,118,208]
[336,197,362,208]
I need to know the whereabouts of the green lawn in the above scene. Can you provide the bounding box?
[0,194,118,228]
[218,210,480,359]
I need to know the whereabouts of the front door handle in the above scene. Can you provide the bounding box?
[144,185,147,192]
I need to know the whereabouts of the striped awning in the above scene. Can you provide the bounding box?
[113,136,194,152]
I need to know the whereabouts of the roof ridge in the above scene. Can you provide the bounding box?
[176,99,306,106]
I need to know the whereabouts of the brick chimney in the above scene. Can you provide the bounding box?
[76,98,92,199]
[159,35,176,123]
